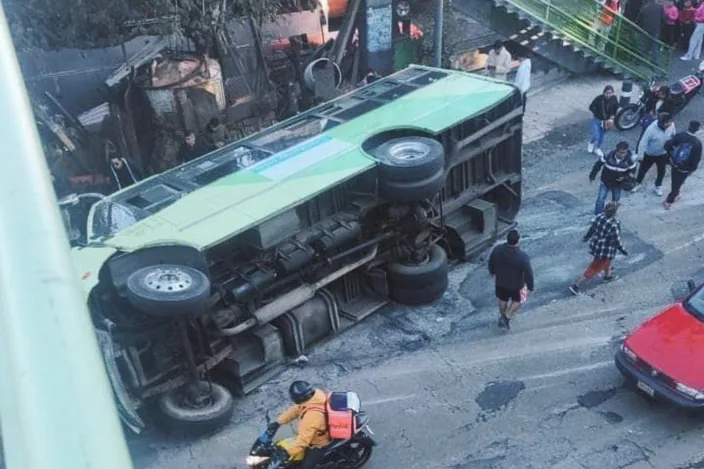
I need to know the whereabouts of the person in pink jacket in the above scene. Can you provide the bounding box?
[681,1,704,60]
[662,0,679,46]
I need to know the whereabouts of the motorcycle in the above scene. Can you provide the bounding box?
[245,401,376,469]
[614,61,704,131]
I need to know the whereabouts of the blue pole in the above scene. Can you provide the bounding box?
[434,0,444,67]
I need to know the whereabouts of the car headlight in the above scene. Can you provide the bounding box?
[621,344,637,362]
[675,382,704,400]
[245,455,270,466]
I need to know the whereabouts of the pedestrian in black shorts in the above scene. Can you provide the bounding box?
[488,229,535,330]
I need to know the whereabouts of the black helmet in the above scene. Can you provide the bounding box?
[289,381,315,404]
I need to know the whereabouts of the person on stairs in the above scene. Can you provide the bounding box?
[592,0,622,51]
[681,0,704,60]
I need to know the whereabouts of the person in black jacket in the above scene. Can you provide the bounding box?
[663,120,702,209]
[636,0,665,62]
[108,155,140,193]
[645,86,677,116]
[637,0,665,37]
[488,229,534,330]
[589,141,637,215]
[179,131,211,163]
[625,0,643,21]
[588,85,619,157]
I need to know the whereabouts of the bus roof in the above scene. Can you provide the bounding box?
[89,66,515,252]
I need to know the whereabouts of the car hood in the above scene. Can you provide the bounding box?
[625,303,704,389]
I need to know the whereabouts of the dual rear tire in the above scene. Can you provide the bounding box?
[387,244,449,305]
[375,136,446,203]
[373,137,450,305]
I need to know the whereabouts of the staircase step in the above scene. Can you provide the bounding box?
[456,0,667,79]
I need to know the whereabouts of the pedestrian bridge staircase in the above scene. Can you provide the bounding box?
[455,0,673,81]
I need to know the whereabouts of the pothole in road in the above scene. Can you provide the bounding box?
[475,380,526,412]
[577,388,618,409]
[599,410,624,424]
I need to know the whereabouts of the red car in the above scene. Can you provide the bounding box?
[615,280,704,408]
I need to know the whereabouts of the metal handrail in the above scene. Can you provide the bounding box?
[0,3,134,469]
[500,0,673,79]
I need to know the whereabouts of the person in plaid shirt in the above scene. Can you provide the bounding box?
[569,201,628,295]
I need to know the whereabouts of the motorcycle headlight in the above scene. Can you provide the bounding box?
[245,455,270,466]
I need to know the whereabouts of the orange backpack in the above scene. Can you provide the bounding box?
[304,392,359,440]
[600,0,620,26]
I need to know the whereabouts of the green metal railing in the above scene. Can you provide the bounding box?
[502,0,673,80]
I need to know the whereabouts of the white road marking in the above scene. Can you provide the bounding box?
[623,252,646,264]
[381,336,615,380]
[364,395,416,406]
[664,233,704,255]
[518,360,614,382]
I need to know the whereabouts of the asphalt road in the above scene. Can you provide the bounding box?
[128,66,704,469]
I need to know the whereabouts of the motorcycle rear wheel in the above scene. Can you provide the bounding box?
[343,441,373,469]
[614,104,643,131]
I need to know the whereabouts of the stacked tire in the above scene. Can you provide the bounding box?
[387,244,449,305]
[375,136,446,203]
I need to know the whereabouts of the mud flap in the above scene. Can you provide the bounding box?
[361,433,377,447]
[95,325,145,433]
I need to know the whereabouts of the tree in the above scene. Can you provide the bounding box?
[3,0,318,52]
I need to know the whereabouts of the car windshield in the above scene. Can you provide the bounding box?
[89,200,143,240]
[685,286,704,320]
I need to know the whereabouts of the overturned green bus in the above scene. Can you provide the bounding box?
[70,65,524,433]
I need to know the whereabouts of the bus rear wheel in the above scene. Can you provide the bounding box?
[387,245,449,305]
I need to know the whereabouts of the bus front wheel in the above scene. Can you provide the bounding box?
[157,381,234,435]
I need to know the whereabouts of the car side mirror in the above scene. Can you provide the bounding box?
[687,279,697,293]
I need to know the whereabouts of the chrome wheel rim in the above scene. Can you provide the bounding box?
[143,268,193,293]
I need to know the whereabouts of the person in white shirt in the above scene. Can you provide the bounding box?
[633,112,676,196]
[513,54,531,113]
[486,40,512,81]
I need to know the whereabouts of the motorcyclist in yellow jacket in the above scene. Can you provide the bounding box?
[265,381,331,469]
